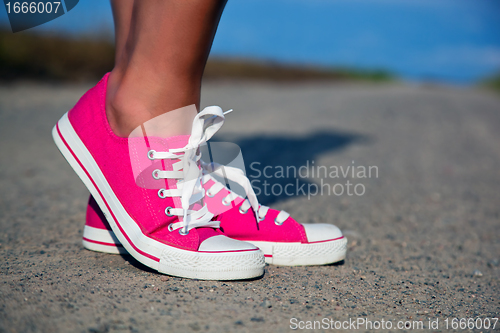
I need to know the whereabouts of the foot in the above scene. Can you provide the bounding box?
[53,73,265,280]
[81,118,347,266]
[202,171,348,266]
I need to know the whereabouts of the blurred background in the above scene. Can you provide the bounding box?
[1,2,500,331]
[1,0,499,88]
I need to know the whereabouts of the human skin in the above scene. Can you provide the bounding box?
[106,0,228,137]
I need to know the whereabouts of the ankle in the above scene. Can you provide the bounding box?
[105,69,201,137]
[105,70,148,137]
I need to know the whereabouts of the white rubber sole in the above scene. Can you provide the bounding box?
[53,112,265,280]
[83,224,347,266]
[82,225,127,255]
[250,238,347,266]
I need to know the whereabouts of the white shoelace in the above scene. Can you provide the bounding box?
[201,162,290,226]
[147,106,229,235]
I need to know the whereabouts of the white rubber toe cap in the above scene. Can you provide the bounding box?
[302,223,343,243]
[198,235,258,252]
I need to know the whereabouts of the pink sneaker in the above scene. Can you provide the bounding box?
[202,171,347,266]
[83,160,348,266]
[83,195,127,255]
[53,74,264,280]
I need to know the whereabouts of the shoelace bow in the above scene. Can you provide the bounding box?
[148,106,228,234]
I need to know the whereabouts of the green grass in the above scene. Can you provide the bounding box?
[0,28,394,83]
[204,58,394,82]
[480,73,500,92]
[0,29,115,81]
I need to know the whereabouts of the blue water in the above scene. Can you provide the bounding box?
[1,0,499,84]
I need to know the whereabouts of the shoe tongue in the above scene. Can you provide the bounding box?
[148,135,191,150]
[129,135,191,190]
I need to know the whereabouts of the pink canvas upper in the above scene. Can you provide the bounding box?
[202,178,307,243]
[69,74,220,251]
[87,174,308,243]
[86,195,110,230]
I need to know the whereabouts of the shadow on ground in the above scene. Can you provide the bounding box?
[213,130,369,205]
[120,253,266,281]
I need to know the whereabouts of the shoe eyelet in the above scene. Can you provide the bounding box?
[165,206,174,217]
[167,224,174,232]
[158,189,167,199]
[152,169,161,180]
[179,228,189,236]
[274,218,284,226]
[239,207,248,214]
[147,150,156,160]
[222,198,231,206]
[257,216,264,223]
[206,190,215,198]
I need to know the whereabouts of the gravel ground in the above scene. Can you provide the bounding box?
[0,81,499,332]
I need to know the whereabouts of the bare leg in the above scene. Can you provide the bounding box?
[110,0,133,65]
[107,0,227,137]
